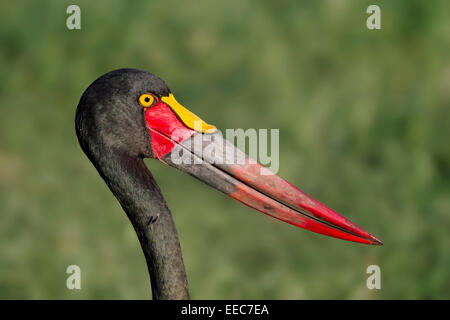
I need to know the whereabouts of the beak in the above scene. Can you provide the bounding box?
[144,95,382,245]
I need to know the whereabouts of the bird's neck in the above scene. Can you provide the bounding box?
[96,150,189,299]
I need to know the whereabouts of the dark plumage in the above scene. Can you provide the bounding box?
[75,68,189,299]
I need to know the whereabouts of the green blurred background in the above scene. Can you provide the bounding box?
[1,0,449,299]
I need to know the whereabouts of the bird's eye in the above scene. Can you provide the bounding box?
[139,93,155,107]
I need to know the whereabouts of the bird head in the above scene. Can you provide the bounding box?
[76,68,382,245]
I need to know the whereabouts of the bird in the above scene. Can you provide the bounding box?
[75,68,382,300]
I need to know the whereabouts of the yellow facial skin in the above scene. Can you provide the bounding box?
[161,94,217,134]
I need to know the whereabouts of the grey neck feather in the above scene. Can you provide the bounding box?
[95,150,190,299]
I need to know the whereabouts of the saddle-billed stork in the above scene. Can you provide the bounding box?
[75,68,382,299]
